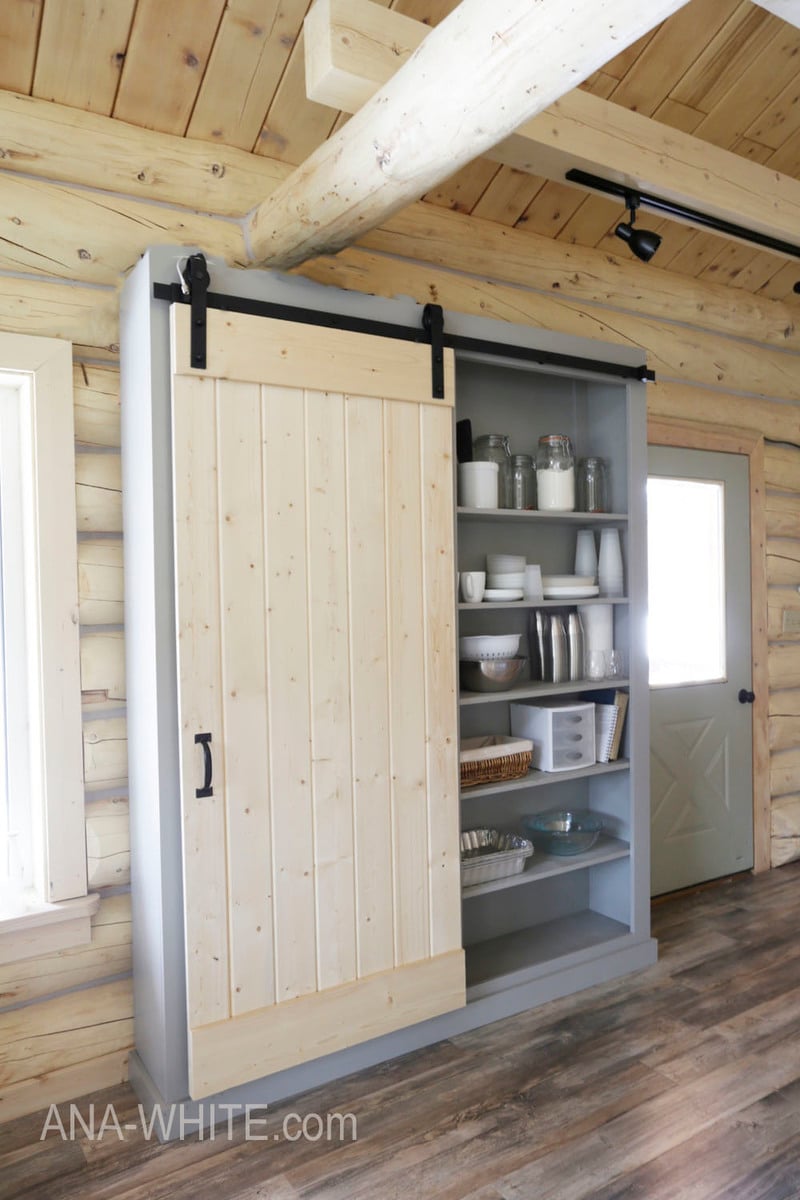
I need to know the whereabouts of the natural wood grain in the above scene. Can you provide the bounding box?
[0,0,42,94]
[80,630,126,702]
[765,444,800,491]
[85,795,130,888]
[77,540,124,625]
[113,0,227,135]
[75,453,122,533]
[82,716,127,791]
[32,0,136,113]
[0,274,118,353]
[73,363,120,448]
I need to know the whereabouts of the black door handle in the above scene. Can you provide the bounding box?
[738,689,755,704]
[194,732,213,797]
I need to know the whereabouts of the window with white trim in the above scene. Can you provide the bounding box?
[0,333,96,962]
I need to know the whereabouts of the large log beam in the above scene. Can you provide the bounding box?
[246,0,691,269]
[308,0,800,256]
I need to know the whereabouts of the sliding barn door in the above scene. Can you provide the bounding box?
[169,304,464,1098]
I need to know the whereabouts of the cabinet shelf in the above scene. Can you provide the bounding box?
[460,758,629,799]
[459,597,629,610]
[457,507,628,525]
[459,677,630,706]
[462,836,630,900]
[465,911,631,997]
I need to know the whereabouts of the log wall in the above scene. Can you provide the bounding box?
[0,144,797,1122]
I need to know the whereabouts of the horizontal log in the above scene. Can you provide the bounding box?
[86,796,130,888]
[80,631,126,702]
[770,748,800,797]
[765,445,800,492]
[0,978,132,1087]
[0,172,246,286]
[770,716,800,752]
[0,1049,129,1124]
[649,384,799,447]
[83,717,128,791]
[0,895,131,1008]
[299,248,800,402]
[766,491,800,537]
[73,363,120,448]
[0,274,118,353]
[771,835,800,868]
[772,794,800,839]
[769,643,800,689]
[767,547,800,588]
[0,89,290,215]
[75,453,122,533]
[768,588,800,641]
[77,540,124,626]
[364,205,800,355]
[769,688,800,717]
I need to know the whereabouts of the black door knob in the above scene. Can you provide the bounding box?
[738,689,755,704]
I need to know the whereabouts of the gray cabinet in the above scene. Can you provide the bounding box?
[455,352,654,1001]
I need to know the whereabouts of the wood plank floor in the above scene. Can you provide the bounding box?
[4,864,800,1199]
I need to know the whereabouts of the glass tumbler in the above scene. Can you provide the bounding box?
[473,433,512,507]
[577,456,609,513]
[508,453,536,509]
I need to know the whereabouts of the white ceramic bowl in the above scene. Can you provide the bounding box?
[459,633,521,661]
[541,574,595,588]
[486,554,526,574]
[487,571,526,589]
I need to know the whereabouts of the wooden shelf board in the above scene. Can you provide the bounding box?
[465,910,631,994]
[461,837,630,899]
[461,758,629,799]
[459,678,630,706]
[457,508,628,524]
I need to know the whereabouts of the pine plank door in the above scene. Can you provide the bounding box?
[169,304,464,1099]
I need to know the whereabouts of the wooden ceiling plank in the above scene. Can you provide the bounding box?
[699,241,761,287]
[249,0,694,268]
[757,260,800,302]
[599,25,661,79]
[187,0,310,149]
[767,127,800,175]
[423,161,501,214]
[745,73,800,152]
[607,0,737,117]
[662,229,732,277]
[579,71,619,100]
[691,20,800,149]
[306,0,800,259]
[652,97,705,134]
[0,0,43,94]
[470,168,545,226]
[724,250,792,295]
[668,1,774,114]
[113,0,227,135]
[752,0,800,28]
[515,181,587,240]
[556,195,621,248]
[733,137,778,165]
[0,89,291,215]
[648,219,710,268]
[32,0,136,114]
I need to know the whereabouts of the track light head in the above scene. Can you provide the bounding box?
[614,193,662,263]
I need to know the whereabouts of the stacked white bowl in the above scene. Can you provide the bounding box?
[485,553,526,591]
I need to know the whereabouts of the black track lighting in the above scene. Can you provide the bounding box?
[614,194,662,263]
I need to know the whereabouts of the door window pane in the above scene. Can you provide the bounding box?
[647,476,726,687]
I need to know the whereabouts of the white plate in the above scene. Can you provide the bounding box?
[541,575,594,588]
[483,588,524,601]
[542,584,600,598]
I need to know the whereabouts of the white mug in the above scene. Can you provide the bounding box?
[460,571,486,602]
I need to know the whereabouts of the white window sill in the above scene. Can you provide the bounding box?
[0,891,100,965]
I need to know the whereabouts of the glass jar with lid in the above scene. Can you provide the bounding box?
[508,453,536,510]
[473,433,512,507]
[577,456,609,513]
[535,434,575,511]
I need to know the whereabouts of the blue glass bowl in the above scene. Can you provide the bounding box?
[522,809,603,856]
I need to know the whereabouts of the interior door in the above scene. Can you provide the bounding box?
[170,304,464,1099]
[647,446,754,896]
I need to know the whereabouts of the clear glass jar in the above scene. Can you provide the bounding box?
[508,453,536,510]
[535,434,575,511]
[473,434,512,506]
[577,456,609,513]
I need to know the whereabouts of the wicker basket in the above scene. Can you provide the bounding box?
[459,735,533,788]
[460,829,534,887]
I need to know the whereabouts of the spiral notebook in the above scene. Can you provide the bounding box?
[585,689,629,763]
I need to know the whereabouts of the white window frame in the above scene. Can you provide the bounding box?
[0,332,97,964]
